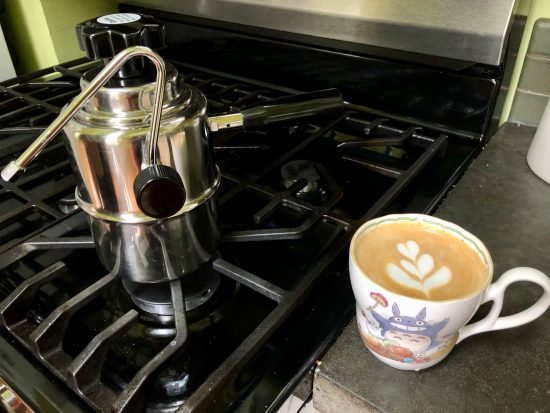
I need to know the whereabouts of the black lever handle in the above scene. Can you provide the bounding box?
[241,88,344,129]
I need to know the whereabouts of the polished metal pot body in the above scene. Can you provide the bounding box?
[63,63,221,283]
[0,44,343,314]
[88,197,219,283]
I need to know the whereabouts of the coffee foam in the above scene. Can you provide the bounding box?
[354,220,489,301]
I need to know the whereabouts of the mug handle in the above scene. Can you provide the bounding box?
[457,267,550,343]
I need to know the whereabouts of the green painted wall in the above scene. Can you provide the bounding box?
[1,0,57,74]
[41,0,117,63]
[501,0,550,123]
[1,0,116,74]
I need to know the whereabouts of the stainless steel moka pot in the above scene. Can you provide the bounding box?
[1,14,343,314]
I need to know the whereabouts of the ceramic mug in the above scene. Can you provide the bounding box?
[349,214,550,370]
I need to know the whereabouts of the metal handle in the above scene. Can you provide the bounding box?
[242,88,343,129]
[208,88,343,132]
[1,46,166,182]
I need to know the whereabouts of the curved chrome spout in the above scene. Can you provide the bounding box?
[1,46,166,181]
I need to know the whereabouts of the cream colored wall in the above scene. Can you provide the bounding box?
[501,0,550,123]
[1,0,117,74]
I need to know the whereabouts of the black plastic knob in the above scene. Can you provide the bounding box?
[134,165,186,219]
[76,13,166,60]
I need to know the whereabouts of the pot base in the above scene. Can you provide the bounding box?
[122,264,221,315]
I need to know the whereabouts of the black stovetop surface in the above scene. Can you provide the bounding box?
[0,22,490,412]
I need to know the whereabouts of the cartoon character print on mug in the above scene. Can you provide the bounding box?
[351,214,550,370]
[359,301,454,365]
[357,230,471,365]
[372,304,447,354]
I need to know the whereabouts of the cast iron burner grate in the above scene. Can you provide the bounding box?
[0,58,451,412]
[0,59,95,253]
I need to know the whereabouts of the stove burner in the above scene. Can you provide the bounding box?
[122,263,221,316]
[281,160,328,203]
[58,192,81,214]
[0,45,477,413]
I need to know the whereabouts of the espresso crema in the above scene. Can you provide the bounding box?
[354,220,489,301]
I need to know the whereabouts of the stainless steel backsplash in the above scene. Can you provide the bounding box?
[123,0,516,65]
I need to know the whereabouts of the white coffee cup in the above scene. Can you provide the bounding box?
[349,214,550,370]
[527,98,550,184]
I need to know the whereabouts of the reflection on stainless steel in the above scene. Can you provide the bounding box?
[1,46,166,181]
[90,196,220,284]
[58,193,80,214]
[3,19,343,317]
[0,378,34,413]
[281,160,328,203]
[66,80,219,222]
[123,0,516,65]
[80,63,183,116]
[76,59,222,302]
[58,44,223,309]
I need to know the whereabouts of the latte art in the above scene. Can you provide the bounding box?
[350,214,550,371]
[387,240,452,299]
[354,220,489,301]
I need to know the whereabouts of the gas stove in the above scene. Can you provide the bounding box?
[0,3,515,413]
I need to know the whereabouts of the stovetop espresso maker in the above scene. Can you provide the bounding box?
[1,13,343,314]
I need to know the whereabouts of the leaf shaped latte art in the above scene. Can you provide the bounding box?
[423,266,452,291]
[400,259,419,276]
[397,240,419,261]
[387,240,453,297]
[417,254,434,279]
[387,263,423,290]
